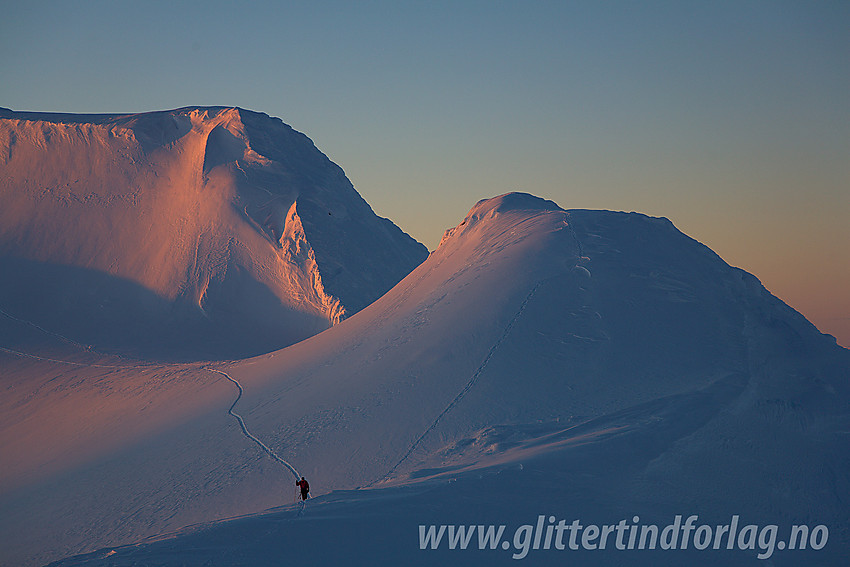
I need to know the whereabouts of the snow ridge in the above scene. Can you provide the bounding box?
[564,211,586,258]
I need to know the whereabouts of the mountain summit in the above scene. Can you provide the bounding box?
[0,107,427,359]
[4,192,846,566]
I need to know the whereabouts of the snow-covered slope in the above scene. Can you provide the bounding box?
[2,193,848,566]
[0,107,427,359]
[215,192,848,487]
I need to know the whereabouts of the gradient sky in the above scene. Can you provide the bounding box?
[2,1,848,346]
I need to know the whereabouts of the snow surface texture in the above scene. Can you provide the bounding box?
[1,188,848,562]
[0,107,427,360]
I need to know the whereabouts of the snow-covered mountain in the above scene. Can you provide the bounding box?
[0,107,427,359]
[2,193,848,566]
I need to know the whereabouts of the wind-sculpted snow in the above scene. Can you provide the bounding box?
[0,107,426,360]
[2,192,848,566]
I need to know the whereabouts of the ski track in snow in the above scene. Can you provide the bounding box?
[0,307,92,350]
[0,307,162,368]
[210,369,310,516]
[0,344,159,370]
[209,369,302,481]
[0,345,144,368]
[376,212,588,485]
[1,307,308,509]
[376,280,544,484]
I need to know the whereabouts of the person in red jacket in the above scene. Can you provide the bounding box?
[296,476,310,500]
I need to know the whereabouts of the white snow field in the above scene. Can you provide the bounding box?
[0,107,426,360]
[0,108,847,566]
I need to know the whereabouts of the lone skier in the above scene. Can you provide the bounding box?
[296,476,310,501]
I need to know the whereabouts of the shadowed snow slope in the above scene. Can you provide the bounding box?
[0,107,427,360]
[2,193,848,566]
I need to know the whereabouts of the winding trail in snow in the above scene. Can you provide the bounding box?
[1,307,308,508]
[209,369,302,481]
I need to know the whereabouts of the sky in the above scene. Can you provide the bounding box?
[1,0,848,346]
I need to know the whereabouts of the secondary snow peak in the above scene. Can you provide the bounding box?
[0,106,427,359]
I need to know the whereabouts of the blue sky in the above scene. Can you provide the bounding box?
[2,1,848,344]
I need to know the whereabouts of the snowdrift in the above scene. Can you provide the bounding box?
[1,193,848,566]
[0,107,427,360]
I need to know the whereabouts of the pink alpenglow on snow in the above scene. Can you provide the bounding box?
[0,110,847,567]
[0,107,427,360]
